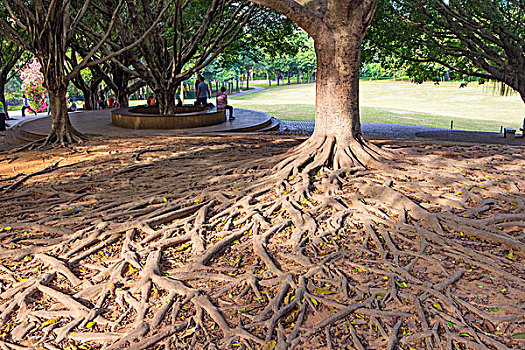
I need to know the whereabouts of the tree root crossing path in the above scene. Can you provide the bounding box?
[0,135,523,350]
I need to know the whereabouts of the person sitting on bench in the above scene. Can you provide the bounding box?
[216,87,234,120]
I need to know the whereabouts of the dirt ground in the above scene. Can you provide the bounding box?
[0,135,523,350]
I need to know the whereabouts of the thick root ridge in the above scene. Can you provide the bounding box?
[0,136,523,349]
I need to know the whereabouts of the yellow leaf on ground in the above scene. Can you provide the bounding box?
[261,340,276,350]
[173,243,191,252]
[43,317,61,326]
[433,302,443,311]
[314,287,334,295]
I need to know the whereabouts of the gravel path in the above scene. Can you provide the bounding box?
[278,120,524,145]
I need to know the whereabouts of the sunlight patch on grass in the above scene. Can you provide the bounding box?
[230,81,525,132]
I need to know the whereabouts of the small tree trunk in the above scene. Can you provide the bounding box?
[119,94,130,108]
[246,68,250,90]
[82,89,95,110]
[267,71,272,86]
[0,83,8,119]
[156,88,177,115]
[287,70,291,84]
[113,74,132,109]
[276,70,280,85]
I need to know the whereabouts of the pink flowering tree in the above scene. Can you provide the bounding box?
[20,59,48,112]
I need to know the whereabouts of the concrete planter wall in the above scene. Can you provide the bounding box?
[112,105,226,129]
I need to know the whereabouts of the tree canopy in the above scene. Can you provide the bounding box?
[367,0,525,102]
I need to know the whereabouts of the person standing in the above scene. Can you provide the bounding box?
[196,75,210,106]
[194,76,200,98]
[45,95,50,115]
[216,86,234,120]
[22,94,37,117]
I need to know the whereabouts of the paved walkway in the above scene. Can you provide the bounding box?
[229,86,265,97]
[13,108,273,141]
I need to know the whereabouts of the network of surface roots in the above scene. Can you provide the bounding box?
[0,135,523,350]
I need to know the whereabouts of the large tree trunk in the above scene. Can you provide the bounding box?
[44,88,84,145]
[312,30,363,141]
[250,0,384,170]
[38,41,84,145]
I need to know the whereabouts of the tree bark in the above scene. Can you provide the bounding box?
[0,79,8,119]
[518,75,525,104]
[155,88,177,115]
[72,74,103,111]
[45,88,83,145]
[312,27,364,141]
[83,87,97,110]
[267,71,272,86]
[106,65,133,109]
[38,20,85,145]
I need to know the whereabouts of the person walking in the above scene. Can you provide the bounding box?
[196,75,210,106]
[216,86,234,120]
[22,94,37,117]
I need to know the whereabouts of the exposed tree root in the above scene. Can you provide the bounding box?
[0,135,523,349]
[31,129,87,150]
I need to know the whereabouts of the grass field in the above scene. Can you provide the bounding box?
[230,81,525,132]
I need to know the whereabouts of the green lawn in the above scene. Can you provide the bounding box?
[230,81,525,132]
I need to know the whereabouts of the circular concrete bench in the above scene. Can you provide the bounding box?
[112,105,226,129]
